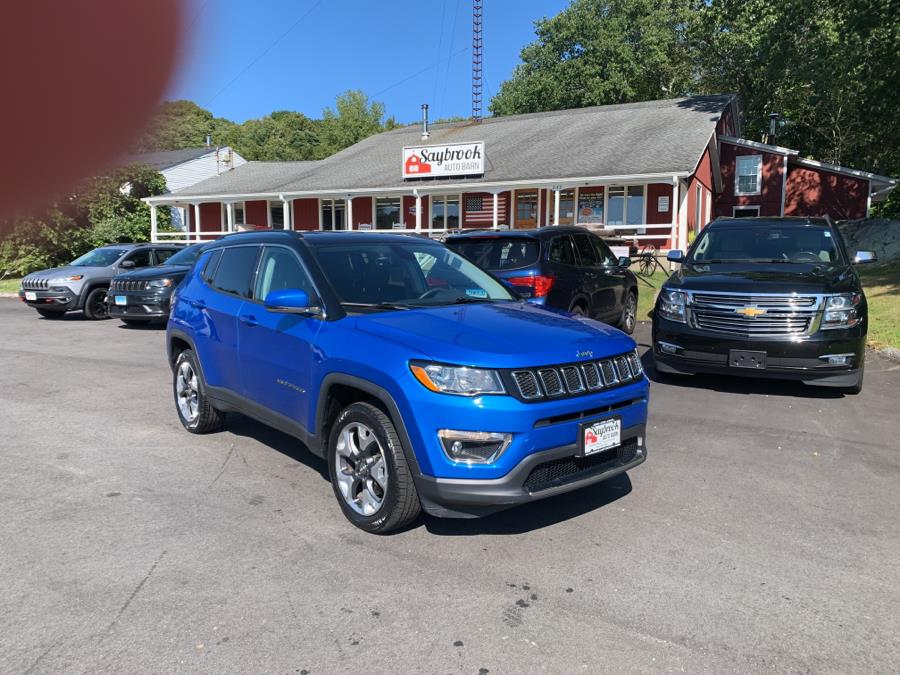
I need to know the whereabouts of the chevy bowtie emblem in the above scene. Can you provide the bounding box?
[735,306,766,318]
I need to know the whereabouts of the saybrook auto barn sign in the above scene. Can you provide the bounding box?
[402,141,485,178]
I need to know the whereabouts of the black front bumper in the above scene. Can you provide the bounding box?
[106,290,171,320]
[415,423,647,518]
[652,316,865,387]
[19,288,79,311]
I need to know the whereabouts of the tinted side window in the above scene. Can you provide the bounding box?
[572,234,598,266]
[548,236,576,265]
[200,250,222,284]
[254,247,315,301]
[155,248,177,264]
[591,235,617,266]
[211,246,258,298]
[125,249,153,268]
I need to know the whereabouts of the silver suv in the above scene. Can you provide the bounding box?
[19,243,181,319]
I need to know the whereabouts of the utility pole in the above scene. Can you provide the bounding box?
[472,0,483,122]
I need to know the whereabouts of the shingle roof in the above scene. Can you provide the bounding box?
[123,147,216,171]
[154,95,734,200]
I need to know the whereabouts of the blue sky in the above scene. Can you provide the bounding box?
[167,0,569,124]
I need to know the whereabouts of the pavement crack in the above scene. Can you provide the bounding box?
[207,443,236,489]
[23,642,57,675]
[102,549,167,638]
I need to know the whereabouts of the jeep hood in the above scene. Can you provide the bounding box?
[25,265,109,279]
[116,265,191,281]
[354,301,635,369]
[665,262,858,294]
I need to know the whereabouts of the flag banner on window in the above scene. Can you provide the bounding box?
[465,194,507,224]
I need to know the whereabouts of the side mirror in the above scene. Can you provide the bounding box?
[666,250,684,263]
[263,288,323,316]
[119,260,135,269]
[853,250,877,264]
[617,256,632,268]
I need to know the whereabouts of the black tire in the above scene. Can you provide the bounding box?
[82,287,110,320]
[569,304,586,317]
[327,402,421,534]
[173,349,224,433]
[36,308,65,319]
[618,290,638,334]
[121,318,149,327]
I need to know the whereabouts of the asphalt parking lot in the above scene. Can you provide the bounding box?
[2,299,899,674]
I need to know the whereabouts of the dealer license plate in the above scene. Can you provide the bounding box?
[115,295,127,306]
[581,418,621,456]
[25,291,37,301]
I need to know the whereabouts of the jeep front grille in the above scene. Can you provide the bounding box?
[22,277,49,290]
[508,351,643,402]
[110,279,149,291]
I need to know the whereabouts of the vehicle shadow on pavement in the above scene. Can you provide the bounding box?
[635,345,845,399]
[224,414,330,481]
[422,472,633,536]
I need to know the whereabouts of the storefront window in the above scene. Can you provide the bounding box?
[576,188,604,225]
[607,186,645,226]
[626,186,644,225]
[431,195,460,230]
[269,202,285,230]
[375,197,402,230]
[321,199,346,231]
[234,203,245,225]
[515,190,538,227]
[558,189,575,225]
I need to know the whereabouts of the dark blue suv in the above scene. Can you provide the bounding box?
[167,231,648,533]
[446,227,639,334]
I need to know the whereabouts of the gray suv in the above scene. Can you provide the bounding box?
[19,243,181,319]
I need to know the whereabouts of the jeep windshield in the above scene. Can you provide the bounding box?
[163,244,205,266]
[689,223,843,265]
[446,236,540,271]
[70,248,128,267]
[308,240,515,309]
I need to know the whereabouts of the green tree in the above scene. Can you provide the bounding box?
[318,90,386,157]
[490,0,701,116]
[133,100,237,151]
[228,111,322,161]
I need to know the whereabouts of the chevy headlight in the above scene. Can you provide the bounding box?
[410,362,505,396]
[821,293,862,330]
[658,289,686,323]
[147,278,174,288]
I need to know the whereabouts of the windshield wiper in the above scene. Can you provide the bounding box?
[341,302,411,311]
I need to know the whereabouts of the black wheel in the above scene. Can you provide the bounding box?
[36,308,65,319]
[327,402,421,534]
[618,290,637,334]
[569,304,586,317]
[82,288,110,320]
[173,349,224,433]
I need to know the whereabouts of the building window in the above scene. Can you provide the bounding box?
[576,188,604,225]
[321,199,346,230]
[558,189,575,225]
[607,186,645,226]
[735,155,762,195]
[234,203,245,225]
[431,195,460,230]
[375,197,402,230]
[733,206,760,218]
[515,190,538,228]
[269,202,285,230]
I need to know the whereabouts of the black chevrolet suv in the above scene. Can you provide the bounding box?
[652,217,876,394]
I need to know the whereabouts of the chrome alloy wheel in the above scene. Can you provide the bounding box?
[176,360,200,423]
[623,293,637,333]
[335,422,389,516]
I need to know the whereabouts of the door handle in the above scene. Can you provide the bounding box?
[189,298,206,309]
[240,315,258,327]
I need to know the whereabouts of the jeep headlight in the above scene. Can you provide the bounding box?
[409,362,505,396]
[48,274,83,283]
[147,278,174,288]
[821,293,862,330]
[658,289,686,323]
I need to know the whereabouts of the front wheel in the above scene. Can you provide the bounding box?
[327,402,421,534]
[173,349,224,433]
[82,288,110,320]
[618,290,637,334]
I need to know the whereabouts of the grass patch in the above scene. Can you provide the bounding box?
[634,269,671,320]
[857,261,900,350]
[0,277,22,294]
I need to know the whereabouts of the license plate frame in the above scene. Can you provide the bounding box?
[115,295,127,306]
[729,349,767,369]
[24,291,37,301]
[578,416,622,457]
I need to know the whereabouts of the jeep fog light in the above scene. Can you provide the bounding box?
[438,430,512,464]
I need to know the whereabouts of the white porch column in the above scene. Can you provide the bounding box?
[346,196,353,231]
[192,203,201,241]
[149,204,158,243]
[180,206,188,233]
[492,192,499,230]
[670,177,679,251]
[282,197,292,230]
[414,192,422,232]
[553,187,561,226]
[226,202,235,232]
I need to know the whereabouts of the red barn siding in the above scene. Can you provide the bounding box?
[199,202,221,232]
[783,164,868,220]
[646,183,673,224]
[402,195,429,229]
[351,196,372,230]
[538,189,548,227]
[292,198,318,230]
[245,200,269,229]
[714,143,785,218]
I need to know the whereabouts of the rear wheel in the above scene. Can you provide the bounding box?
[327,402,421,534]
[569,304,585,317]
[36,308,65,319]
[82,288,109,320]
[173,349,224,433]
[618,290,637,334]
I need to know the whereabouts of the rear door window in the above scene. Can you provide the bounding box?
[124,248,153,268]
[548,235,577,265]
[590,235,618,266]
[210,246,259,298]
[200,249,222,284]
[572,233,599,266]
[448,237,540,271]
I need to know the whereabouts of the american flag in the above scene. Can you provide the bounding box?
[465,193,508,224]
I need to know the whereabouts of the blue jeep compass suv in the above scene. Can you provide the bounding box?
[167,231,648,532]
